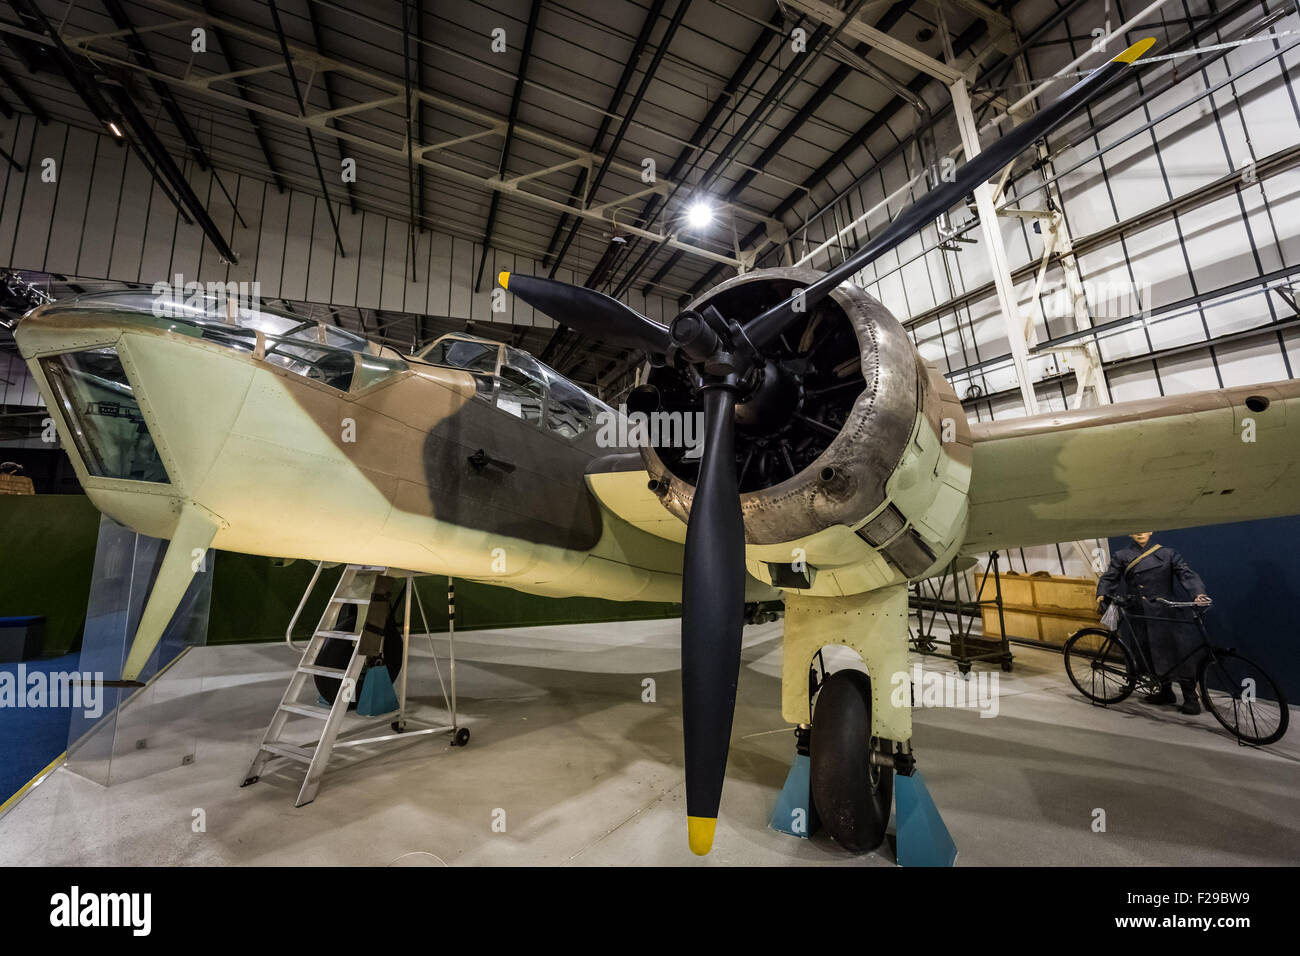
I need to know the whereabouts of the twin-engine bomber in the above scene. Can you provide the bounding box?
[13,39,1300,856]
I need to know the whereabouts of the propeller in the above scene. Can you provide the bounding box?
[680,386,745,854]
[498,37,1156,855]
[497,272,670,356]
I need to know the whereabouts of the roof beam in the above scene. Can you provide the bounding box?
[198,0,286,193]
[0,55,46,122]
[100,0,211,170]
[539,0,668,273]
[29,0,753,270]
[414,0,426,231]
[604,6,783,298]
[402,0,418,278]
[99,0,246,228]
[551,0,695,283]
[680,7,1001,299]
[781,0,963,82]
[628,0,917,297]
[304,0,358,213]
[474,0,543,292]
[266,0,344,256]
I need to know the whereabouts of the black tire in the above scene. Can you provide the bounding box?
[1064,627,1136,705]
[452,727,471,747]
[314,603,404,708]
[809,669,893,853]
[1199,650,1289,746]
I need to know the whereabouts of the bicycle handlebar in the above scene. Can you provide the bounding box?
[1098,596,1212,609]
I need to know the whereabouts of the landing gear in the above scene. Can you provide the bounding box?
[809,670,894,852]
[314,604,404,708]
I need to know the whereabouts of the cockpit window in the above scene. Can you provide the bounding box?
[423,338,500,375]
[421,337,500,399]
[40,348,170,484]
[416,334,608,439]
[262,340,355,391]
[545,372,594,439]
[497,364,545,424]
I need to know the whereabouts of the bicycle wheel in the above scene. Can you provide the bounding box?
[1064,627,1136,705]
[1199,650,1289,746]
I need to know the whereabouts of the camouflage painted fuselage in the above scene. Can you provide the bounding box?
[15,302,704,604]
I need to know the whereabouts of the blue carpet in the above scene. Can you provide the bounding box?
[0,652,80,804]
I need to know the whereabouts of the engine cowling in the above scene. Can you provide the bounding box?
[638,267,972,595]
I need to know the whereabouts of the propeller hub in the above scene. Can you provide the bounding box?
[669,310,720,364]
[735,359,802,433]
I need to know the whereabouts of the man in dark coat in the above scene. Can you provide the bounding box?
[1096,532,1212,714]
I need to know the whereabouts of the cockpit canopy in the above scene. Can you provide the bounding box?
[33,290,409,394]
[415,333,610,440]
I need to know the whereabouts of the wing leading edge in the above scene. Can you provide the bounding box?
[964,379,1300,553]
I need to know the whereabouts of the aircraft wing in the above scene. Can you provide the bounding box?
[964,379,1300,553]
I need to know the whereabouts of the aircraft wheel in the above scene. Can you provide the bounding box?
[810,669,893,852]
[314,619,404,709]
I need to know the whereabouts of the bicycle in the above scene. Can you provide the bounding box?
[1063,597,1289,746]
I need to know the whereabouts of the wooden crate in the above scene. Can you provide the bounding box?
[0,473,34,495]
[981,572,1101,645]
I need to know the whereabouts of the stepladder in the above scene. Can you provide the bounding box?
[241,565,463,807]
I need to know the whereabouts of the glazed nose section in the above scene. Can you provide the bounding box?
[37,345,173,485]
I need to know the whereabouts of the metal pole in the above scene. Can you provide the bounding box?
[448,578,457,731]
[399,573,412,721]
[950,76,1039,415]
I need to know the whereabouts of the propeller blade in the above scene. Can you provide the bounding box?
[498,272,671,355]
[742,37,1158,351]
[680,385,746,855]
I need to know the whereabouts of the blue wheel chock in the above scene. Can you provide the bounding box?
[894,769,957,867]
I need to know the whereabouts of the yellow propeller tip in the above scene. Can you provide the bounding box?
[687,816,716,856]
[1112,37,1156,64]
[497,271,510,289]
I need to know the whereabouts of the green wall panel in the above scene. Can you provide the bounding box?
[0,495,100,655]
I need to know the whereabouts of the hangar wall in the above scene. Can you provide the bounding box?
[768,0,1300,576]
[0,110,680,334]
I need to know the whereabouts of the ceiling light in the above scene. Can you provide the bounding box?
[108,121,123,138]
[687,200,713,229]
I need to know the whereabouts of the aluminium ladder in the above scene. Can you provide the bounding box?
[242,564,463,807]
[242,564,388,806]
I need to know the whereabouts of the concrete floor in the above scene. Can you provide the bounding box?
[2,619,1297,866]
